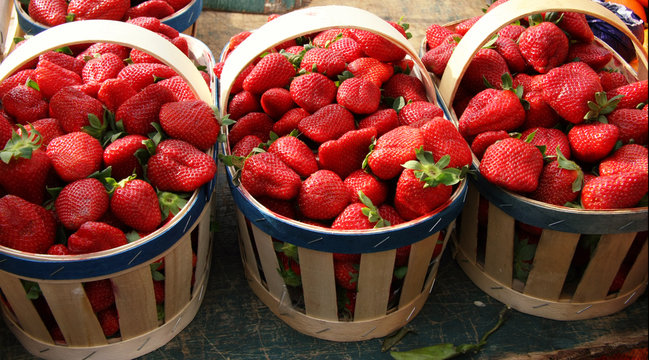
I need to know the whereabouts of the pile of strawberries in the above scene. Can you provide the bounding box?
[422,0,648,211]
[215,15,471,317]
[25,0,194,27]
[0,16,218,257]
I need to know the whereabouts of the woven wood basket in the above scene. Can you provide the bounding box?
[435,0,648,321]
[0,20,217,359]
[218,5,466,341]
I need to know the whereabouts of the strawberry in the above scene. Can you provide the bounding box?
[0,114,12,148]
[568,122,619,163]
[55,178,109,230]
[540,61,603,124]
[462,48,510,92]
[228,112,274,146]
[470,130,510,160]
[606,80,648,109]
[318,127,377,179]
[521,89,560,130]
[35,59,83,99]
[110,178,161,232]
[146,139,217,193]
[300,47,346,78]
[458,85,526,138]
[48,85,104,133]
[232,134,262,157]
[298,104,356,144]
[607,108,648,144]
[156,75,196,102]
[521,127,571,159]
[16,117,63,149]
[332,202,376,230]
[343,169,388,206]
[0,195,56,253]
[97,307,119,337]
[46,131,103,182]
[124,0,174,20]
[68,221,128,254]
[228,90,262,120]
[420,117,472,169]
[39,51,85,76]
[378,204,405,226]
[567,43,612,71]
[260,88,295,119]
[480,137,544,193]
[598,70,628,91]
[329,37,364,63]
[81,53,125,84]
[358,108,399,136]
[498,24,526,40]
[289,72,336,113]
[557,12,594,43]
[153,280,165,304]
[581,172,648,210]
[349,28,406,62]
[159,100,219,151]
[83,280,115,313]
[116,63,177,92]
[240,152,301,200]
[115,82,176,136]
[267,135,319,177]
[28,0,68,26]
[312,28,354,47]
[395,245,411,266]
[529,151,583,206]
[366,125,424,180]
[422,35,461,77]
[382,73,428,103]
[272,108,309,137]
[346,57,394,88]
[103,134,148,180]
[1,83,49,125]
[425,24,455,49]
[258,197,296,219]
[336,77,381,115]
[397,101,444,126]
[518,20,569,74]
[298,170,350,220]
[494,36,527,74]
[599,144,648,177]
[47,244,71,255]
[0,128,52,204]
[0,69,36,99]
[67,0,130,20]
[221,31,252,59]
[97,78,137,112]
[243,53,296,95]
[76,43,130,61]
[454,15,481,36]
[334,261,359,290]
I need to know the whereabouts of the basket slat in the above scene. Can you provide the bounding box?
[297,247,337,320]
[354,250,396,321]
[193,205,213,297]
[164,235,193,319]
[0,271,52,343]
[620,240,648,295]
[458,186,480,263]
[484,204,515,287]
[236,210,262,283]
[251,224,285,299]
[523,230,580,300]
[112,266,158,340]
[399,233,438,306]
[39,282,107,346]
[573,233,636,302]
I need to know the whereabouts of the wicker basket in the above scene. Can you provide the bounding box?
[435,0,648,321]
[218,5,466,341]
[0,20,217,359]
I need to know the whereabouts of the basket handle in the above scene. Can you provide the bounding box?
[218,5,437,116]
[437,0,649,106]
[0,20,212,103]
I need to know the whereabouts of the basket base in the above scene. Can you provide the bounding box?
[1,274,209,360]
[455,245,648,321]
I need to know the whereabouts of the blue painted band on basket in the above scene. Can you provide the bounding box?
[471,170,648,234]
[13,0,203,35]
[0,176,215,280]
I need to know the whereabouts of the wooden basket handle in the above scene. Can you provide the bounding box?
[218,5,436,116]
[0,19,212,103]
[437,0,649,106]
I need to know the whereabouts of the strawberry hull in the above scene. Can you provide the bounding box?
[433,0,648,321]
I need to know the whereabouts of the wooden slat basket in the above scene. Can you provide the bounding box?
[218,5,467,341]
[0,20,217,359]
[435,0,648,321]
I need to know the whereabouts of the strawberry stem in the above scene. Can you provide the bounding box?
[0,125,41,164]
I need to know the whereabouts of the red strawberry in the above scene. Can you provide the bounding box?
[48,85,104,133]
[68,0,129,20]
[581,172,648,210]
[84,280,115,313]
[358,108,399,136]
[606,80,648,109]
[289,72,336,113]
[494,36,527,74]
[521,90,560,130]
[395,245,411,266]
[47,243,71,255]
[557,12,594,43]
[232,135,262,157]
[300,47,346,78]
[97,307,119,337]
[115,82,176,135]
[518,21,569,74]
[498,24,526,40]
[81,53,125,84]
[530,154,583,206]
[156,75,196,102]
[39,51,85,76]
[0,128,51,204]
[318,127,377,179]
[599,144,648,177]
[35,59,83,99]
[607,108,648,144]
[455,15,481,35]
[298,170,350,220]
[366,125,424,180]
[470,130,510,160]
[221,31,252,59]
[298,104,356,144]
[425,24,455,49]
[68,221,128,254]
[462,48,510,92]
[260,88,295,119]
[0,69,36,99]
[0,195,56,253]
[334,261,359,290]
[422,34,461,77]
[76,42,130,61]
[103,134,148,180]
[272,108,310,137]
[55,178,109,230]
[568,122,619,163]
[146,139,217,193]
[397,101,444,126]
[521,127,571,159]
[1,83,49,125]
[110,178,162,232]
[349,28,406,62]
[336,77,381,115]
[312,28,354,47]
[0,114,12,148]
[480,137,544,193]
[124,0,174,19]
[97,78,137,112]
[331,202,376,230]
[267,135,319,177]
[28,0,68,26]
[240,152,301,200]
[258,197,296,219]
[343,169,388,206]
[46,131,103,182]
[378,204,405,226]
[598,70,628,91]
[382,73,428,103]
[159,100,219,151]
[458,87,526,137]
[243,53,296,95]
[228,90,262,120]
[116,63,177,92]
[153,280,165,304]
[228,112,274,146]
[420,117,472,169]
[346,57,394,88]
[329,37,364,63]
[16,118,63,149]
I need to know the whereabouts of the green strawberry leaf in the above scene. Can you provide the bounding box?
[25,79,40,91]
[126,231,142,243]
[358,190,391,228]
[65,13,75,22]
[0,125,41,163]
[22,281,42,300]
[382,327,415,352]
[219,114,236,127]
[150,263,165,281]
[158,191,190,219]
[393,266,408,280]
[54,46,73,55]
[402,148,463,187]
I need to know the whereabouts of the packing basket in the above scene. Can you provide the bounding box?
[0,20,217,359]
[436,0,648,321]
[218,5,466,341]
